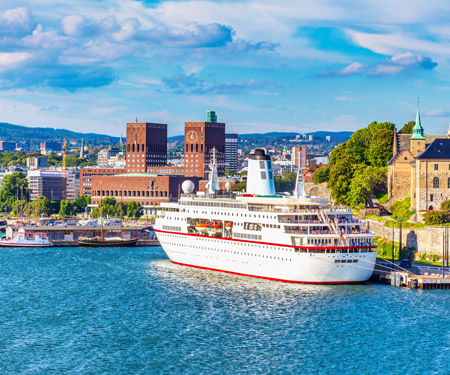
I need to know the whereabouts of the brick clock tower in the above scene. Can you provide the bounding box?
[126,121,167,173]
[184,112,225,178]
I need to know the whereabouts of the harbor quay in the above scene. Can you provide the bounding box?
[5,223,159,247]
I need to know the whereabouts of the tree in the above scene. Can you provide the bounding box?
[224,168,235,176]
[313,166,330,184]
[230,181,246,191]
[367,128,394,167]
[327,155,356,205]
[92,197,120,218]
[59,200,77,218]
[399,121,415,134]
[124,201,143,219]
[274,172,296,192]
[0,172,29,212]
[75,195,91,212]
[329,142,347,165]
[348,166,386,207]
[12,200,26,217]
[423,211,449,225]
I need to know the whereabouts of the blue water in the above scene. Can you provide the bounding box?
[1,246,450,374]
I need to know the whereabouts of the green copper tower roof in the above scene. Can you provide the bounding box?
[411,106,425,140]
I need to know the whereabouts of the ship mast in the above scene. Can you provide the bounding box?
[120,185,123,239]
[100,182,104,242]
[208,147,219,194]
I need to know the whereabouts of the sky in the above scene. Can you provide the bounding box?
[1,0,450,137]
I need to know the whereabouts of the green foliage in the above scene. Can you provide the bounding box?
[368,128,394,167]
[441,200,450,211]
[124,201,143,219]
[312,166,330,184]
[0,172,29,212]
[329,142,347,165]
[230,181,246,191]
[390,197,412,220]
[374,192,388,204]
[423,211,449,225]
[12,200,26,217]
[224,168,235,176]
[274,172,296,192]
[59,200,77,218]
[374,236,399,260]
[348,166,386,207]
[92,197,120,219]
[239,170,247,176]
[327,155,356,204]
[399,121,415,134]
[326,121,395,206]
[75,195,91,212]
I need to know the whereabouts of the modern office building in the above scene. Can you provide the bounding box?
[225,133,238,171]
[291,145,307,169]
[26,156,48,169]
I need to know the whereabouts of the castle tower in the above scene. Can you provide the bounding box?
[410,104,426,157]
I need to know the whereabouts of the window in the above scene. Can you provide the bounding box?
[430,194,434,202]
[448,177,450,189]
[435,163,439,171]
[261,171,267,179]
[259,161,265,169]
[433,177,439,189]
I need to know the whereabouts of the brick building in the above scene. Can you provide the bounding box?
[184,117,225,179]
[90,174,199,215]
[292,145,307,169]
[126,121,167,172]
[80,167,126,196]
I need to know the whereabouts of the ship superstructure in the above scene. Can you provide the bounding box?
[154,149,376,284]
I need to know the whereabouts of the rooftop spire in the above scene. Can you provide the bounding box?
[411,98,425,140]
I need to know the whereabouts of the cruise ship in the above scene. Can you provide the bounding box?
[154,149,377,284]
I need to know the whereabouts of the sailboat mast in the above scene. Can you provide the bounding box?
[120,185,123,239]
[100,182,104,241]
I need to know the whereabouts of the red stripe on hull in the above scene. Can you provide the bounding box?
[171,261,366,285]
[154,228,376,251]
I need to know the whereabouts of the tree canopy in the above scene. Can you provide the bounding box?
[0,172,29,212]
[399,121,415,134]
[312,166,330,184]
[124,201,143,219]
[327,121,393,206]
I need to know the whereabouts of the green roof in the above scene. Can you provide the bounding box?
[411,107,426,140]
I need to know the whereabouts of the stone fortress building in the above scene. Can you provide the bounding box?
[387,105,450,218]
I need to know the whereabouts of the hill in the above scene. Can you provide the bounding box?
[0,122,120,148]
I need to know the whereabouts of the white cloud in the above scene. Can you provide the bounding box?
[424,109,450,117]
[0,52,31,67]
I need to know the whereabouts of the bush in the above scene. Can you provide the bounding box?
[441,200,450,211]
[423,211,449,225]
[390,197,412,220]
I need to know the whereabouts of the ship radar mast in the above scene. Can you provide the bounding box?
[208,147,219,194]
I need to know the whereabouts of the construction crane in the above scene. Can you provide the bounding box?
[62,138,67,200]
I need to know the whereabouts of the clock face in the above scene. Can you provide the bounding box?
[187,130,198,143]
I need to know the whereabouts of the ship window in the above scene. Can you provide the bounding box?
[259,161,265,169]
[261,172,267,180]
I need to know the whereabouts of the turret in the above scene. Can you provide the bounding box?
[393,128,398,157]
[246,148,275,195]
[410,103,426,157]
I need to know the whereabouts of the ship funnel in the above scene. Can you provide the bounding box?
[246,148,275,195]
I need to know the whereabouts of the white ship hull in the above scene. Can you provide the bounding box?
[155,229,376,284]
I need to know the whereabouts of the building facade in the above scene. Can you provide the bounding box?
[184,119,225,178]
[26,156,48,169]
[387,106,450,217]
[80,167,126,196]
[0,141,16,152]
[291,145,307,169]
[126,122,167,172]
[225,133,238,171]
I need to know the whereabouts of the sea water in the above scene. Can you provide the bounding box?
[1,246,450,374]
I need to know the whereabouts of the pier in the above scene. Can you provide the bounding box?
[371,260,450,289]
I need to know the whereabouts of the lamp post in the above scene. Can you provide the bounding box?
[398,218,403,261]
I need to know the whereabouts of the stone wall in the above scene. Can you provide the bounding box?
[365,218,447,258]
[304,182,332,200]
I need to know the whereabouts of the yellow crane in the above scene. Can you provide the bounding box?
[62,138,67,200]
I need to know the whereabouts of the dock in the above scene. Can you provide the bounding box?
[370,260,450,289]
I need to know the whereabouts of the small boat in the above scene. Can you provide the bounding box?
[0,228,53,247]
[78,237,138,247]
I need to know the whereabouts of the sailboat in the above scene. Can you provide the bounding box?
[78,185,138,247]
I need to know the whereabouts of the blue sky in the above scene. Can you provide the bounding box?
[1,0,450,136]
